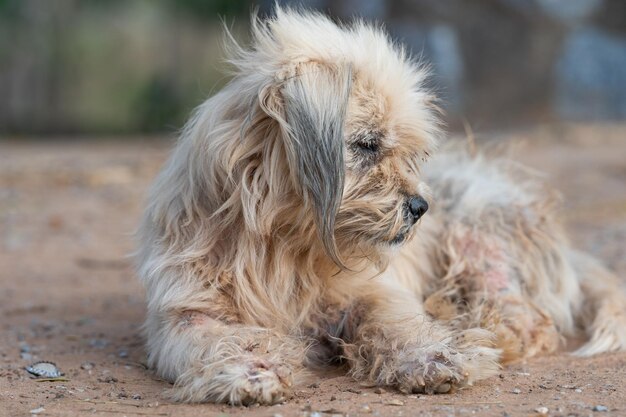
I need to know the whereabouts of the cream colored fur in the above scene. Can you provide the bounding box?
[136,7,626,405]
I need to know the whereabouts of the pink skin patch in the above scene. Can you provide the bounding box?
[483,261,510,293]
[454,229,512,294]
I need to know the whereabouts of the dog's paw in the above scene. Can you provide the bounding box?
[396,329,500,394]
[396,350,464,394]
[171,357,293,405]
[233,359,293,405]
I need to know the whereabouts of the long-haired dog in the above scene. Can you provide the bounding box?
[137,8,626,405]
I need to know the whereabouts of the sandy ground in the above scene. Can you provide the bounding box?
[1,123,625,417]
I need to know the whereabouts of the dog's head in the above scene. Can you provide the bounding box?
[201,8,440,266]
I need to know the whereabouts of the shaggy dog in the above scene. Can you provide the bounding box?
[137,8,626,405]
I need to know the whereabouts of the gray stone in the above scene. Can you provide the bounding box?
[555,27,626,120]
[538,0,602,23]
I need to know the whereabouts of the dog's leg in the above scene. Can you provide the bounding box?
[342,285,500,394]
[458,295,561,363]
[569,250,626,356]
[144,309,306,405]
[423,223,565,362]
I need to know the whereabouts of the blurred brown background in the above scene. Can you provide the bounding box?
[2,2,626,416]
[1,0,626,136]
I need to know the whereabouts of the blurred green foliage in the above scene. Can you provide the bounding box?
[0,0,19,15]
[75,0,253,20]
[165,0,252,20]
[134,76,184,133]
[0,0,251,136]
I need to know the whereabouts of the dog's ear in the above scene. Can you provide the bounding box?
[268,62,352,267]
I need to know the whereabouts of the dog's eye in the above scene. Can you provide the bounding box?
[356,139,379,153]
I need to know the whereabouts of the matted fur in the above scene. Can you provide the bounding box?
[137,7,626,404]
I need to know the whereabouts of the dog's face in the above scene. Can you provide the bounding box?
[338,79,434,249]
[272,59,438,264]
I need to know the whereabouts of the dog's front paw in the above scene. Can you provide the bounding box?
[234,359,293,405]
[172,356,294,405]
[396,329,500,394]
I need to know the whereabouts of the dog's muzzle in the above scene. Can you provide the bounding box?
[388,196,429,245]
[407,196,428,224]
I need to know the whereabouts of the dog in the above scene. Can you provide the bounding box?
[137,8,626,405]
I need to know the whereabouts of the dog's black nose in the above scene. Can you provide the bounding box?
[407,196,428,223]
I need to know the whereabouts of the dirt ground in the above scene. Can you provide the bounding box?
[1,123,625,417]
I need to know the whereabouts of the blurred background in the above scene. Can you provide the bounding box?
[1,0,626,136]
[2,3,626,414]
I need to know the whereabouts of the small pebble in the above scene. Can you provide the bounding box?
[132,394,142,400]
[512,388,522,394]
[361,404,372,413]
[273,414,284,417]
[29,408,45,415]
[118,349,129,358]
[535,406,549,414]
[80,362,94,370]
[593,405,608,412]
[385,399,404,406]
[310,412,322,417]
[89,338,109,349]
[98,375,118,383]
[575,388,582,393]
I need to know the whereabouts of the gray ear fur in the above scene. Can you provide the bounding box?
[280,63,352,267]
